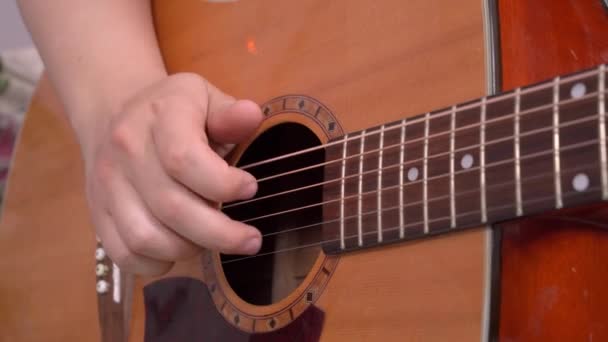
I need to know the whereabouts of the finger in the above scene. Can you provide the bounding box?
[129,155,262,255]
[203,81,263,144]
[154,188,263,255]
[93,208,173,276]
[207,99,264,144]
[153,74,262,145]
[210,142,236,159]
[106,174,201,261]
[152,103,258,203]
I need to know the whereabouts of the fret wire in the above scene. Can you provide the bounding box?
[423,112,430,233]
[242,137,600,225]
[399,120,406,239]
[240,67,601,172]
[374,184,599,243]
[395,186,597,239]
[358,130,366,247]
[514,88,523,216]
[480,98,487,223]
[598,64,607,199]
[339,134,348,250]
[238,114,602,223]
[377,125,385,243]
[262,159,599,240]
[449,106,456,228]
[553,77,563,208]
[241,139,599,247]
[225,181,603,265]
[244,110,602,211]
[247,89,604,186]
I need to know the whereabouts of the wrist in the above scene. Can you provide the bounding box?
[65,69,168,159]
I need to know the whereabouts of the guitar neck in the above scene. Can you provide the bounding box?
[323,64,607,254]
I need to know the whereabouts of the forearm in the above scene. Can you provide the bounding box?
[17,0,167,145]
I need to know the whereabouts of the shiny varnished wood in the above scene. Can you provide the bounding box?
[499,216,608,341]
[0,78,100,341]
[2,0,488,341]
[499,0,608,89]
[147,0,488,340]
[153,0,486,133]
[141,277,325,341]
[1,0,606,340]
[322,68,607,256]
[498,0,608,340]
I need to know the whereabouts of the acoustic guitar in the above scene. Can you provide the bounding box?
[2,0,608,341]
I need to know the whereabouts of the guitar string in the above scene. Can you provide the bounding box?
[239,67,603,171]
[224,112,601,210]
[241,69,602,171]
[232,134,599,224]
[258,161,598,239]
[251,90,604,185]
[222,184,603,265]
[221,68,607,265]
[236,141,596,235]
[240,139,597,225]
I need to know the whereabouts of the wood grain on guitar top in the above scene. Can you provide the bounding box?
[18,0,608,340]
[0,0,488,341]
[144,0,489,340]
[0,78,101,341]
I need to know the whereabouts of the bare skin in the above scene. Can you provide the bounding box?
[17,0,262,275]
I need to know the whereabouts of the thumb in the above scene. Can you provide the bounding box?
[206,99,264,145]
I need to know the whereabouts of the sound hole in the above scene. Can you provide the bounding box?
[221,123,324,305]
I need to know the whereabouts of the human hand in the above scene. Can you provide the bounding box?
[81,73,263,275]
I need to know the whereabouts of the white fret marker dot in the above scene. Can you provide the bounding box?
[407,167,419,181]
[572,173,590,192]
[460,154,474,169]
[570,82,587,99]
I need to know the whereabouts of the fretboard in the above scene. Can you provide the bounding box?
[322,64,607,254]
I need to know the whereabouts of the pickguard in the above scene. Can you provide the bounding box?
[143,277,325,341]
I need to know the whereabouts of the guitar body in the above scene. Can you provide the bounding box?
[0,1,607,341]
[497,2,608,340]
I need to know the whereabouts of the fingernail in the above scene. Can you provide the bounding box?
[240,175,258,199]
[242,235,261,255]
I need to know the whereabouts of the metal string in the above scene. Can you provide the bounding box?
[257,162,598,239]
[222,182,601,265]
[262,163,597,238]
[252,90,603,185]
[224,112,601,210]
[238,67,602,172]
[218,66,607,265]
[235,136,598,223]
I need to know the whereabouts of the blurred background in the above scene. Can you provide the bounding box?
[0,1,42,202]
[0,1,32,49]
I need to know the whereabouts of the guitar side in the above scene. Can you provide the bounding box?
[497,1,608,340]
